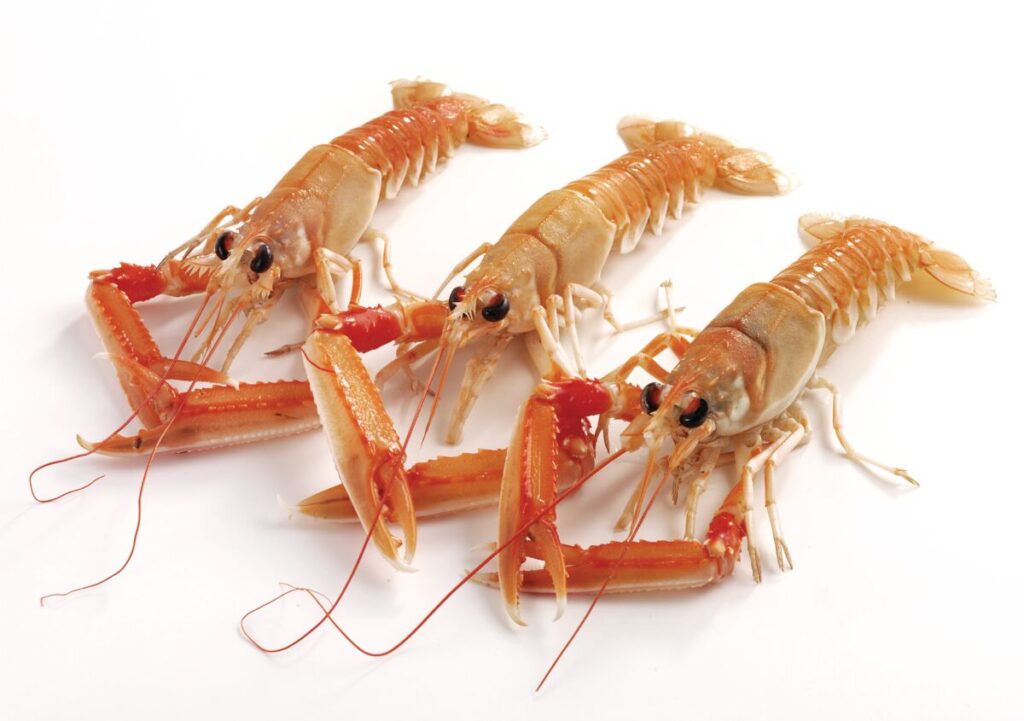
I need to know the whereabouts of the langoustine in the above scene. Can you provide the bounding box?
[296,117,789,565]
[491,214,994,622]
[32,79,540,593]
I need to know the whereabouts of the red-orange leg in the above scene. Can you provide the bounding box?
[78,377,320,455]
[315,299,448,353]
[302,330,417,569]
[495,377,640,623]
[86,263,449,454]
[87,263,227,427]
[298,448,507,521]
[490,388,755,638]
[293,380,607,523]
[482,478,746,597]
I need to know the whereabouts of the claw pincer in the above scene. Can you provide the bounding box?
[496,378,630,623]
[489,215,995,627]
[86,263,229,427]
[499,482,746,598]
[302,330,417,569]
[293,379,605,533]
[316,300,448,352]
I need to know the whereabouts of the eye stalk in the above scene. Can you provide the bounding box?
[679,397,709,428]
[640,382,663,414]
[215,230,236,260]
[250,243,273,274]
[448,286,466,312]
[482,292,509,322]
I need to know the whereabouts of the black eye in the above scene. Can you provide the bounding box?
[250,243,273,273]
[215,230,235,260]
[482,292,509,322]
[640,382,663,414]
[679,397,709,428]
[448,286,466,311]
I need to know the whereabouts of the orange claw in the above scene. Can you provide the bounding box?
[297,448,507,521]
[482,479,747,595]
[498,396,566,624]
[496,378,626,624]
[93,260,211,303]
[292,377,608,616]
[317,300,448,353]
[302,329,416,569]
[297,397,602,524]
[83,272,449,489]
[87,265,228,426]
[78,375,319,456]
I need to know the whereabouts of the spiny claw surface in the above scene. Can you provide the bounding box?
[298,448,507,521]
[78,380,318,455]
[302,330,417,569]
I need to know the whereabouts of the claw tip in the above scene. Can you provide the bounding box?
[381,553,418,574]
[507,605,528,627]
[899,470,920,487]
[553,594,567,622]
[276,493,296,520]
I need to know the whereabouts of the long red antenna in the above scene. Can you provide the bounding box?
[28,293,213,503]
[535,460,671,691]
[39,300,242,604]
[419,341,457,445]
[240,447,629,656]
[401,344,446,453]
[240,472,391,653]
[241,345,402,651]
[191,288,223,339]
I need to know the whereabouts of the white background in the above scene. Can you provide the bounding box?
[2,2,1022,719]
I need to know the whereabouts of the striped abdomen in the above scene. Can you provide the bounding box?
[329,96,471,199]
[770,220,924,356]
[563,139,719,253]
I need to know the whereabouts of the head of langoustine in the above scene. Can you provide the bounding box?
[181,230,271,296]
[443,268,541,342]
[176,219,314,369]
[199,208,321,286]
[634,327,771,468]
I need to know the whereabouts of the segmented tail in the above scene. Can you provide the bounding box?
[798,213,996,302]
[618,115,792,195]
[391,78,544,149]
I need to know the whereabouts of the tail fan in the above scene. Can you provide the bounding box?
[618,115,792,195]
[391,78,544,149]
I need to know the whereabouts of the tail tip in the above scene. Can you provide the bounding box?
[468,105,546,149]
[772,167,800,195]
[976,278,998,302]
[521,123,548,148]
[390,77,450,107]
[617,115,697,150]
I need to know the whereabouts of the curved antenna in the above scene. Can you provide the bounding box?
[536,455,670,691]
[419,340,458,445]
[39,301,242,604]
[191,287,228,341]
[240,471,392,653]
[28,293,213,503]
[401,274,492,449]
[536,422,714,690]
[241,346,402,651]
[402,345,445,453]
[240,447,629,656]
